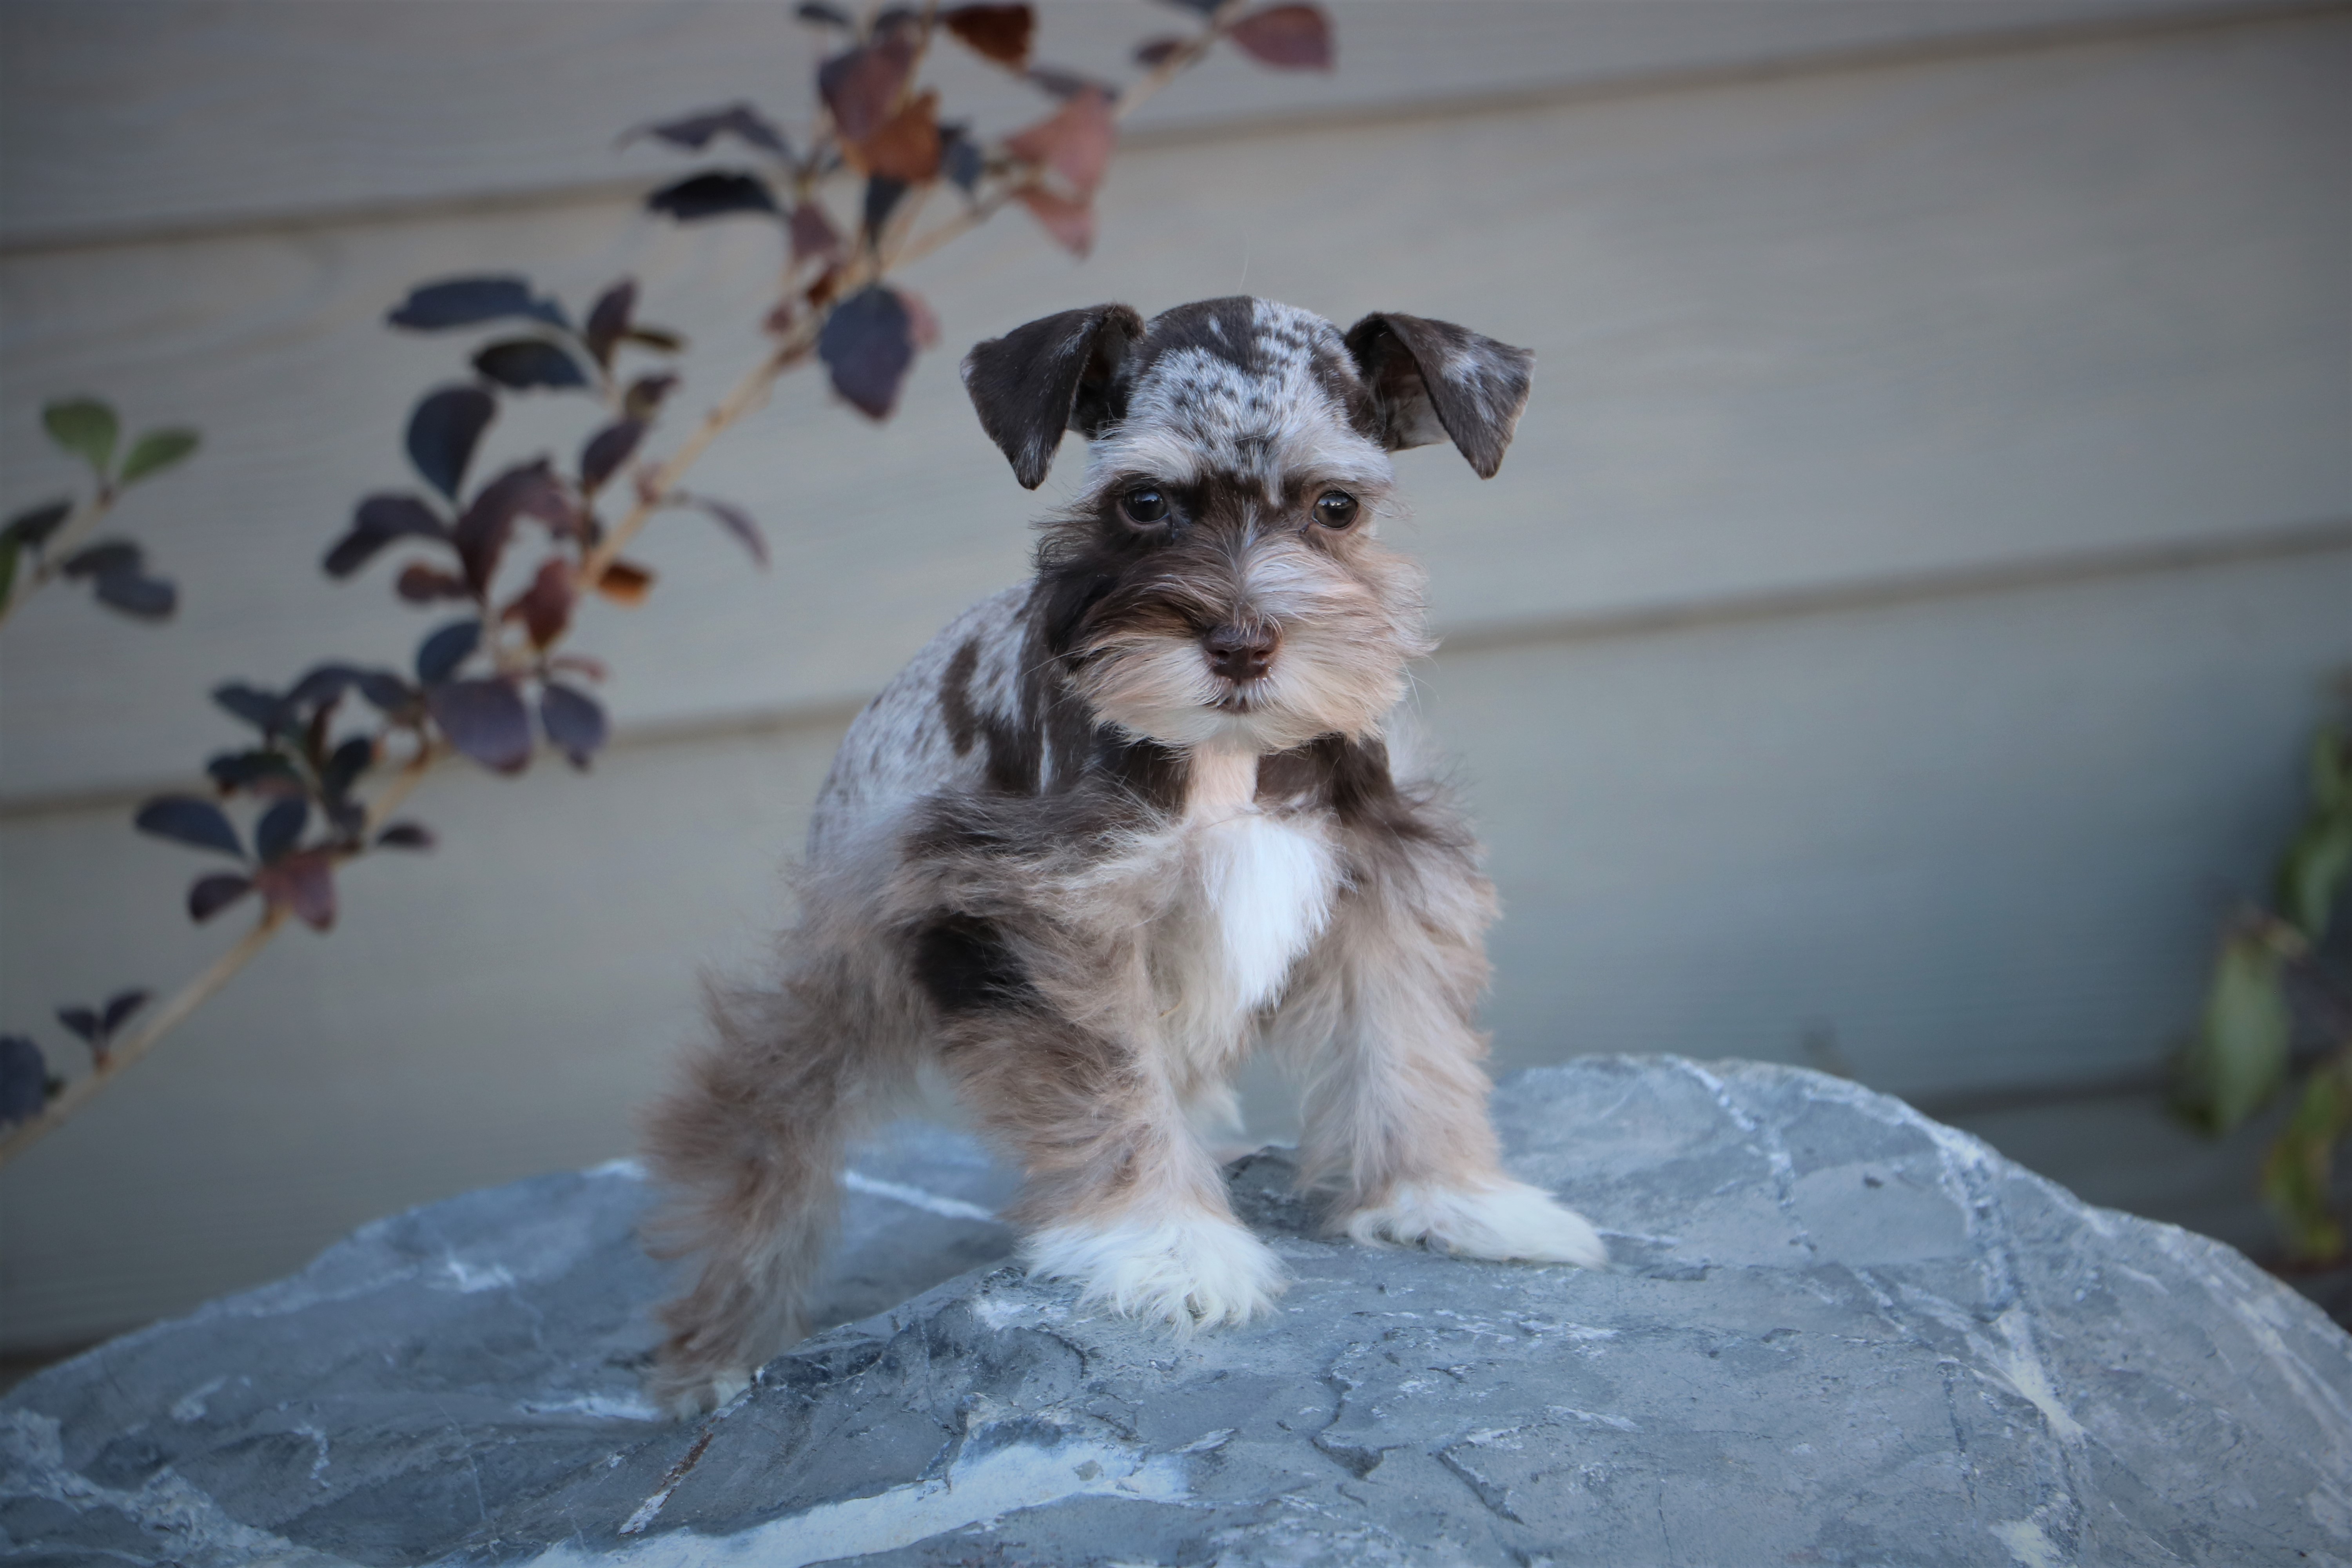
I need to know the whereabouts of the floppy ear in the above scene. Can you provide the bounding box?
[960,304,1147,489]
[1342,312,1535,479]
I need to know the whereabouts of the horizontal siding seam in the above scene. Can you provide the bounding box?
[0,0,2337,257]
[2,515,2342,823]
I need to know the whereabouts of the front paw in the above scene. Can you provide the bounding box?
[1023,1209,1287,1331]
[1342,1178,1608,1269]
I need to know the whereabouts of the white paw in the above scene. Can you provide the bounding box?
[1343,1178,1609,1269]
[1023,1210,1287,1331]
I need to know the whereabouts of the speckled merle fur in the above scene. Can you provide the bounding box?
[642,297,1605,1416]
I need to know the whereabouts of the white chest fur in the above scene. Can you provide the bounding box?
[1182,747,1336,1013]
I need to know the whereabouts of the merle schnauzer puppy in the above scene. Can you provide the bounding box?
[643,296,1606,1413]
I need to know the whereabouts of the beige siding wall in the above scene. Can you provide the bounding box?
[2,0,2346,1349]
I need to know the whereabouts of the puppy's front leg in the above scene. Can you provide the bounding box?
[1287,841,1608,1269]
[941,1008,1285,1330]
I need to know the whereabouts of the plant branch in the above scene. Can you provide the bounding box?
[4,0,1261,1164]
[0,738,446,1169]
[0,909,284,1166]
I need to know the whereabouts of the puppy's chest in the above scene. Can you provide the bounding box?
[1168,750,1338,1013]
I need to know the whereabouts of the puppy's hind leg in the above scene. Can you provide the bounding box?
[640,959,911,1416]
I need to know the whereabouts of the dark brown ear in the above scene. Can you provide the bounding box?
[1342,312,1535,479]
[960,304,1146,489]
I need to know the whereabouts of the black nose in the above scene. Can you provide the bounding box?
[1203,623,1277,683]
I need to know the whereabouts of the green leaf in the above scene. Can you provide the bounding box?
[2173,930,2291,1134]
[0,534,18,610]
[118,427,200,485]
[42,398,119,477]
[2261,1055,2352,1265]
[2278,810,2352,943]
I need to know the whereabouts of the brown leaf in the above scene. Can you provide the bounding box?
[1227,4,1332,69]
[1007,87,1115,197]
[943,4,1033,67]
[503,558,577,648]
[789,201,844,267]
[593,559,656,605]
[1018,187,1095,256]
[855,89,942,183]
[818,36,915,144]
[255,849,337,932]
[395,562,469,604]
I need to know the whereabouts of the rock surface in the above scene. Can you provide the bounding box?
[5,1058,2349,1566]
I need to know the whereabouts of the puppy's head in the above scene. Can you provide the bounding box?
[962,296,1533,753]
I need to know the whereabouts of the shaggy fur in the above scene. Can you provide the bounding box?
[641,296,1605,1415]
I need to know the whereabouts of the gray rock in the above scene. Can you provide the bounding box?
[6,1058,2348,1566]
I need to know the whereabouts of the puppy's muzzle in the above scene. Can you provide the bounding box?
[1203,622,1278,685]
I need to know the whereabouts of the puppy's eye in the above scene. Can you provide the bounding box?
[1119,486,1171,526]
[1313,490,1360,529]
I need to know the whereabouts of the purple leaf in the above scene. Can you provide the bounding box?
[584,279,637,368]
[818,286,917,420]
[820,38,917,144]
[862,176,909,243]
[0,1036,49,1126]
[284,662,364,712]
[625,374,680,420]
[55,1007,100,1045]
[472,339,591,392]
[428,677,534,773]
[188,873,255,922]
[453,459,573,592]
[256,797,309,862]
[100,989,150,1037]
[207,748,304,796]
[387,276,568,331]
[539,682,609,769]
[941,126,985,194]
[789,201,845,266]
[91,567,176,620]
[354,669,416,713]
[60,539,140,580]
[416,618,481,684]
[632,104,789,156]
[407,386,497,501]
[254,850,337,931]
[136,795,245,859]
[3,499,73,547]
[321,737,374,804]
[646,171,780,222]
[682,495,769,565]
[1226,3,1334,69]
[212,682,285,734]
[325,493,448,578]
[580,419,648,492]
[375,822,435,850]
